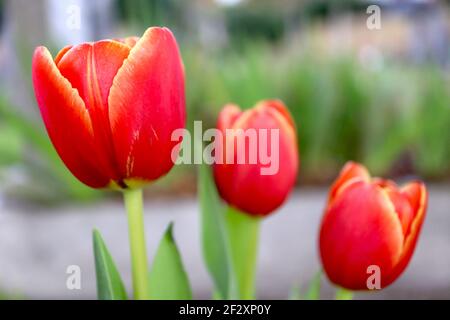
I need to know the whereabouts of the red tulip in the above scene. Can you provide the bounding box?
[319,162,428,290]
[213,100,299,216]
[32,27,185,189]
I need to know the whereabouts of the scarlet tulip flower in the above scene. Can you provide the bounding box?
[32,27,185,189]
[319,162,428,290]
[213,100,299,216]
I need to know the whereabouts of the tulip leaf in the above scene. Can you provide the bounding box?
[225,206,261,300]
[288,284,302,300]
[148,223,192,300]
[335,287,354,300]
[93,230,128,300]
[305,271,322,300]
[289,272,322,300]
[198,163,235,299]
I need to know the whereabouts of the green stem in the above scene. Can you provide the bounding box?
[335,287,354,300]
[123,188,149,300]
[225,206,261,300]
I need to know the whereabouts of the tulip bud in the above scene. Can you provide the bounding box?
[32,27,185,189]
[213,100,299,216]
[319,162,428,290]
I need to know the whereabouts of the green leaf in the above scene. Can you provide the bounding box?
[288,284,302,300]
[92,230,128,300]
[198,163,234,299]
[335,287,354,300]
[225,206,260,300]
[148,223,192,300]
[288,285,302,300]
[305,271,322,300]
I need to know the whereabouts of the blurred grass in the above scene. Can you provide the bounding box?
[0,96,99,204]
[1,0,450,204]
[182,43,450,183]
[1,42,449,204]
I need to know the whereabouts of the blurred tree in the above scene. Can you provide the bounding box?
[225,5,285,45]
[301,0,365,20]
[115,0,189,35]
[0,0,4,32]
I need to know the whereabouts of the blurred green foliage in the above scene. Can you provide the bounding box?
[1,43,449,203]
[0,0,449,204]
[225,7,285,45]
[116,0,189,35]
[182,44,450,183]
[0,96,99,204]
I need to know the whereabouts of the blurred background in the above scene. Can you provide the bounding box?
[0,0,449,299]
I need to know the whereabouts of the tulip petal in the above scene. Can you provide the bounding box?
[213,104,243,208]
[32,46,109,188]
[256,100,296,131]
[108,27,186,182]
[261,101,297,146]
[329,161,370,203]
[384,187,414,236]
[217,104,242,132]
[58,41,131,115]
[385,181,428,286]
[116,36,140,48]
[214,102,299,215]
[320,180,404,290]
[57,40,131,183]
[54,45,73,65]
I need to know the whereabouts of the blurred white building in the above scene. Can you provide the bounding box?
[47,0,114,46]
